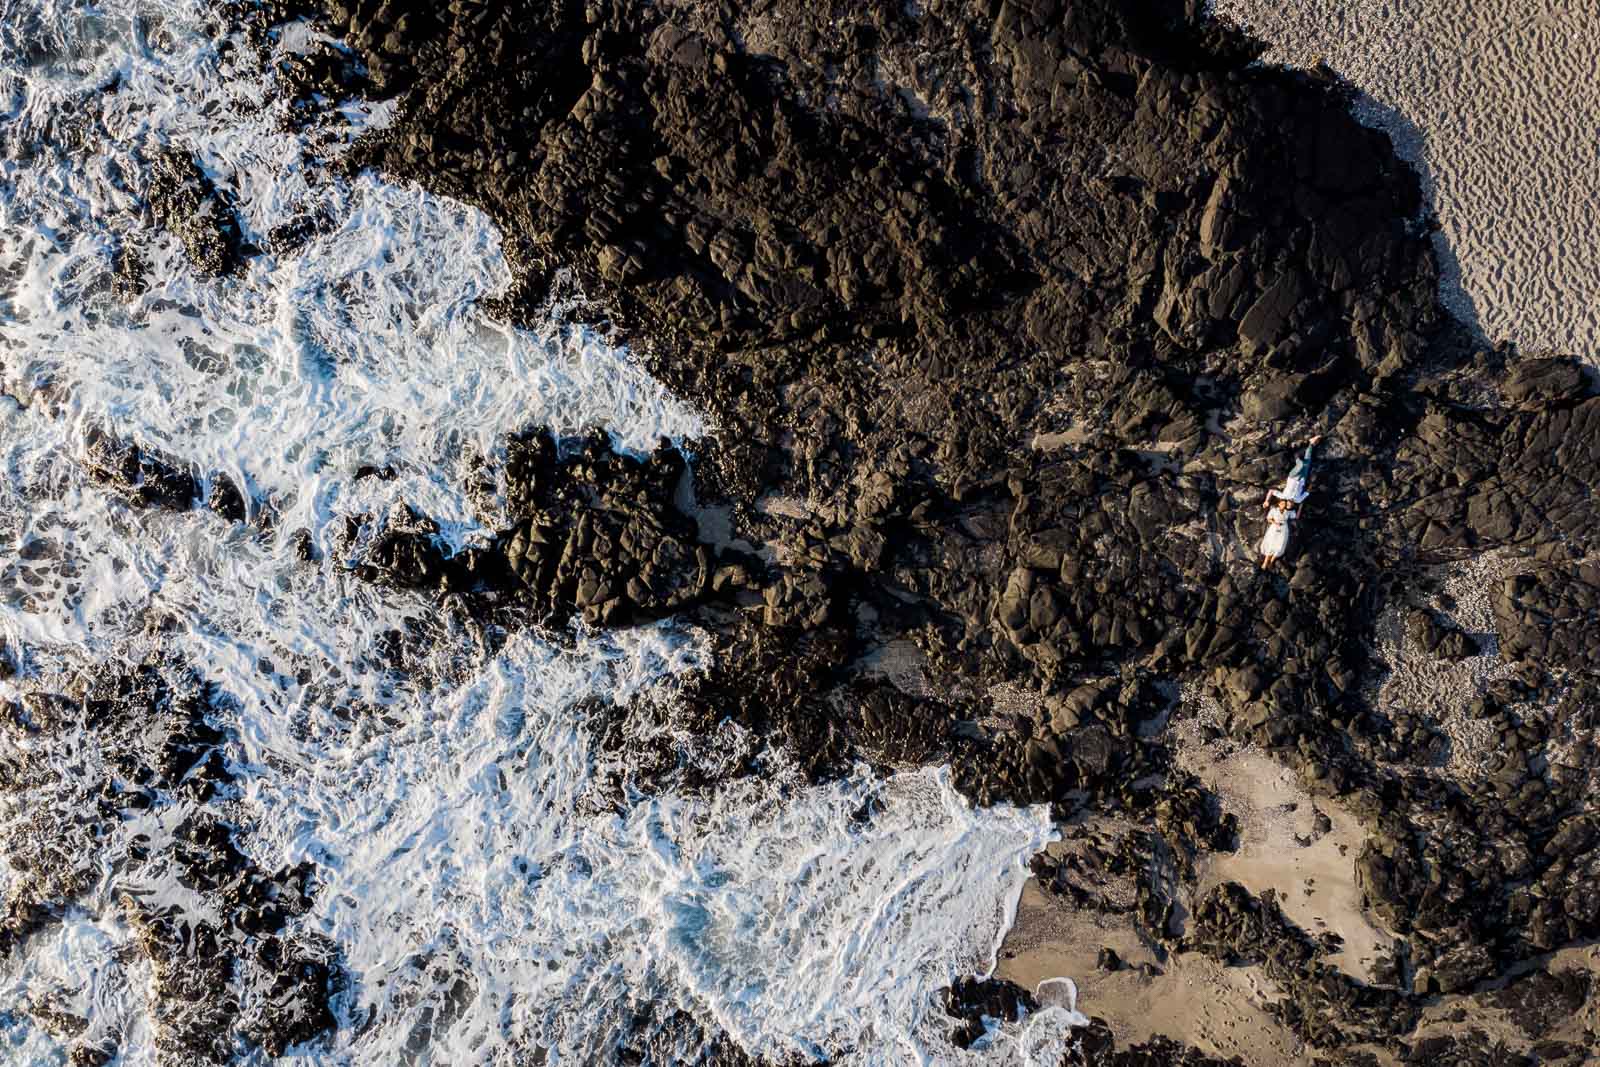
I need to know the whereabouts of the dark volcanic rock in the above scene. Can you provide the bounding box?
[314,0,1463,828]
[1500,356,1591,411]
[0,660,339,1061]
[613,1005,772,1067]
[1490,966,1593,1040]
[207,473,250,523]
[350,428,737,628]
[1399,1032,1534,1066]
[1405,606,1479,661]
[1381,385,1600,558]
[1072,1021,1246,1066]
[79,428,273,530]
[1186,883,1417,1045]
[111,240,148,302]
[1493,562,1600,668]
[146,149,245,276]
[82,425,200,510]
[941,976,1038,1049]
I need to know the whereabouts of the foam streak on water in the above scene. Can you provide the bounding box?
[0,3,1078,1063]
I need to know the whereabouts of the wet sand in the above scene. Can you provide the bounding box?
[997,725,1388,1065]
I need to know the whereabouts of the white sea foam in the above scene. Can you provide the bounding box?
[0,3,1078,1063]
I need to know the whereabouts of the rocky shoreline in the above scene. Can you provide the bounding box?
[287,0,1600,1058]
[5,0,1599,1062]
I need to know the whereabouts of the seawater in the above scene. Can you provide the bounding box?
[0,3,1083,1063]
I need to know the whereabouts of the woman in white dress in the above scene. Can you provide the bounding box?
[1257,434,1321,569]
[1259,497,1297,569]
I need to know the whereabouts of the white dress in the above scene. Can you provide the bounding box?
[1259,506,1296,557]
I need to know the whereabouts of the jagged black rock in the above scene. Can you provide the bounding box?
[0,660,340,1064]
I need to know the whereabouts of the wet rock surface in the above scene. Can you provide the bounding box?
[81,425,201,510]
[612,1006,773,1067]
[942,976,1040,1049]
[942,978,1253,1065]
[145,148,246,276]
[80,426,257,524]
[0,660,339,1063]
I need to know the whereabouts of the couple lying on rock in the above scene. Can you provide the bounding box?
[1259,435,1321,570]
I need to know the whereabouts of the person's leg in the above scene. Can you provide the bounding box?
[1288,441,1316,485]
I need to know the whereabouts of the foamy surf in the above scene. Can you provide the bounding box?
[0,2,1080,1063]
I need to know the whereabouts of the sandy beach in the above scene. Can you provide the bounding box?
[1209,0,1600,358]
